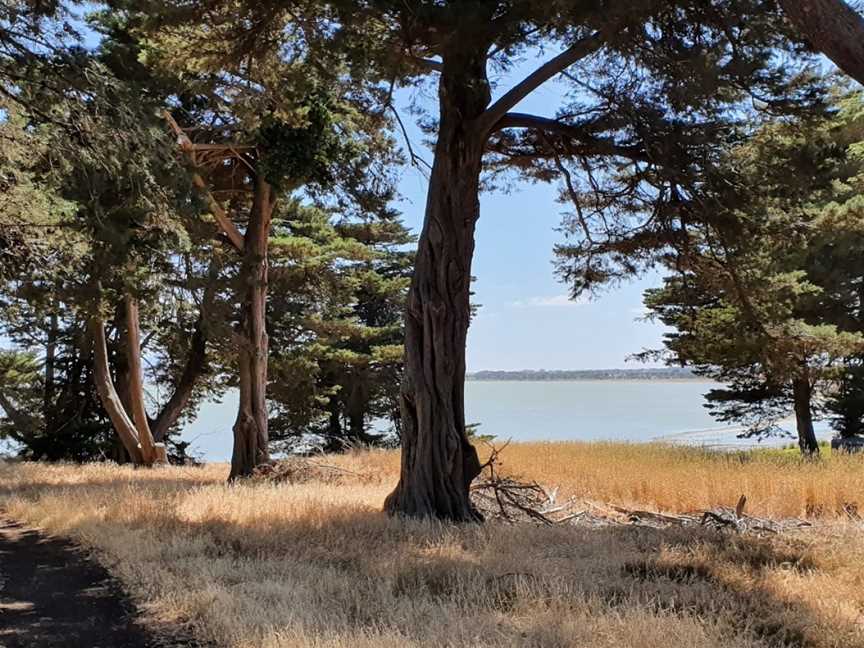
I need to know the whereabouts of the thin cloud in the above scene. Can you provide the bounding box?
[511,294,588,308]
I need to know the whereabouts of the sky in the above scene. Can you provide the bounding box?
[390,59,669,372]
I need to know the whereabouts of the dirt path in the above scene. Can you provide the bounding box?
[0,517,185,648]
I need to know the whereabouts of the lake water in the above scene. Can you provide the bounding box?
[179,380,833,461]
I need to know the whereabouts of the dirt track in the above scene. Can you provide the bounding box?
[0,517,186,648]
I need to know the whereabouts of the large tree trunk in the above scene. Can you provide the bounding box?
[779,0,864,86]
[124,296,159,464]
[792,371,820,456]
[384,48,491,521]
[90,316,146,465]
[229,176,275,479]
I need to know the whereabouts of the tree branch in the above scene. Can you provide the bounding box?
[490,112,648,161]
[163,111,245,252]
[779,0,864,86]
[478,31,604,134]
[150,268,218,443]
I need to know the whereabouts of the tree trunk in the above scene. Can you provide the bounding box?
[324,395,343,452]
[792,372,820,456]
[229,175,275,479]
[90,316,146,465]
[346,378,371,445]
[384,47,491,521]
[43,307,57,431]
[151,308,209,443]
[779,0,864,86]
[124,296,158,464]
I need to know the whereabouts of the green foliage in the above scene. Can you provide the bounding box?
[640,88,864,438]
[265,201,413,451]
[256,93,346,190]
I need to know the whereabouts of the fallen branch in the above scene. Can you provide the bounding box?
[470,444,817,534]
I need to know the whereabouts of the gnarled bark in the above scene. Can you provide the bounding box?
[229,175,275,479]
[384,47,491,521]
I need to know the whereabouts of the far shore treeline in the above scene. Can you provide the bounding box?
[468,368,700,381]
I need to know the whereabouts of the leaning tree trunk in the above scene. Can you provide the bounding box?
[384,48,491,521]
[151,303,210,443]
[90,316,146,465]
[229,176,275,479]
[792,370,820,456]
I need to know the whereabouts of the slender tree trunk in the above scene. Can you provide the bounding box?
[779,0,864,86]
[229,175,275,479]
[792,370,820,456]
[151,264,217,443]
[124,296,159,464]
[384,47,491,521]
[150,312,208,443]
[90,316,146,465]
[43,307,57,431]
[325,396,343,452]
[346,379,370,445]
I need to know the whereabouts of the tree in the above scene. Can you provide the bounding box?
[0,16,224,463]
[312,215,412,451]
[639,89,864,454]
[181,0,833,518]
[306,0,822,519]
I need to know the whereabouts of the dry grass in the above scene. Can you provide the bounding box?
[1,442,863,648]
[478,442,864,519]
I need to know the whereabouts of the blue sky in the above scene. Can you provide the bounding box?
[391,58,668,371]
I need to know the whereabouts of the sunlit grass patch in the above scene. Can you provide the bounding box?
[1,443,862,648]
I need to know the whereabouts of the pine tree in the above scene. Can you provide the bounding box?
[640,89,864,455]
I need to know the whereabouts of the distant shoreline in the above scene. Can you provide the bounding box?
[467,368,703,382]
[467,377,712,383]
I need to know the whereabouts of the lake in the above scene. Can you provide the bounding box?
[179,380,833,461]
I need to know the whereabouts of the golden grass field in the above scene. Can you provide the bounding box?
[2,441,864,648]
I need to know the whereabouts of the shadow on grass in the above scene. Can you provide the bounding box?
[0,517,208,648]
[2,470,861,648]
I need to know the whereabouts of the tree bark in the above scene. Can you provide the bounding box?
[324,395,343,452]
[124,296,158,464]
[384,46,491,521]
[779,0,864,86]
[89,316,146,465]
[229,175,275,479]
[792,371,820,456]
